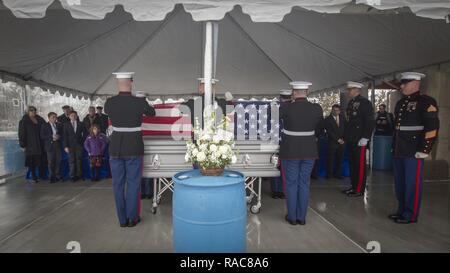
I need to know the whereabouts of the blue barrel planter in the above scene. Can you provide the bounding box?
[3,138,25,174]
[173,169,246,253]
[373,135,393,170]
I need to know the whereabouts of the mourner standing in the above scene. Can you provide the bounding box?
[83,106,101,132]
[84,124,107,182]
[280,82,323,225]
[40,112,62,183]
[389,72,439,224]
[343,81,374,197]
[104,72,155,228]
[374,104,394,136]
[57,105,71,124]
[63,111,87,182]
[96,106,109,134]
[324,104,346,179]
[271,89,292,199]
[18,106,47,183]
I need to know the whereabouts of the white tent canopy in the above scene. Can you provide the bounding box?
[1,1,450,98]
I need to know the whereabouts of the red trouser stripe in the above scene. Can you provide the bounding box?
[280,161,289,213]
[138,157,143,220]
[412,160,421,221]
[356,146,366,193]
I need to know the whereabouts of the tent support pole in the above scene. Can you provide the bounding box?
[370,80,376,172]
[203,21,213,126]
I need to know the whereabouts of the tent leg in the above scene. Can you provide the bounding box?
[203,21,213,126]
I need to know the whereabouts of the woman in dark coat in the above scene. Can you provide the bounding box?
[18,106,47,182]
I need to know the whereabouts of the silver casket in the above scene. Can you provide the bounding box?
[142,137,279,178]
[142,136,191,178]
[229,140,279,177]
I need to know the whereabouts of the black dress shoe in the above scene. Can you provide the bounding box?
[297,220,306,225]
[341,188,353,194]
[334,175,344,180]
[49,178,57,184]
[128,220,137,227]
[394,217,417,224]
[311,174,318,180]
[285,215,297,225]
[120,220,129,228]
[271,192,279,199]
[277,192,286,199]
[147,195,153,199]
[388,214,402,220]
[347,191,364,197]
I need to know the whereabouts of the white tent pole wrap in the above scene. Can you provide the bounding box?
[212,22,219,103]
[203,21,213,125]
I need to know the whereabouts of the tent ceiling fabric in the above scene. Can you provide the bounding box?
[2,0,450,21]
[1,1,450,97]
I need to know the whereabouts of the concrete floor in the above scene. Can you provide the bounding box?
[0,171,448,253]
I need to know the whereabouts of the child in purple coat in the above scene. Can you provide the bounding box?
[84,124,107,181]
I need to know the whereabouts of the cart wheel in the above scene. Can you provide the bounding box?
[151,207,157,214]
[250,205,260,214]
[156,198,161,205]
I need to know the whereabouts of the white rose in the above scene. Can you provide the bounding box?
[210,144,218,152]
[219,145,228,154]
[196,152,206,162]
[231,155,237,164]
[199,143,207,150]
[192,148,199,156]
[184,154,190,162]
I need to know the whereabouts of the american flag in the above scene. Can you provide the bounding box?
[233,101,279,141]
[108,101,279,141]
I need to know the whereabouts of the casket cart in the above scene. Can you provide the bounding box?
[142,136,279,214]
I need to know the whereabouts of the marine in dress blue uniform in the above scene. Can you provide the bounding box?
[181,78,226,133]
[343,81,374,197]
[104,72,155,228]
[279,82,323,225]
[389,72,439,224]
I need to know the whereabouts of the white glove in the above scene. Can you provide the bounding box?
[358,138,369,146]
[415,152,429,159]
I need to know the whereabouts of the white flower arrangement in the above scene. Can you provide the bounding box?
[185,113,237,170]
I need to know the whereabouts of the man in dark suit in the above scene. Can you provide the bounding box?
[63,111,87,182]
[374,104,394,136]
[96,106,109,134]
[57,105,71,124]
[82,106,101,132]
[40,112,63,183]
[324,104,346,179]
